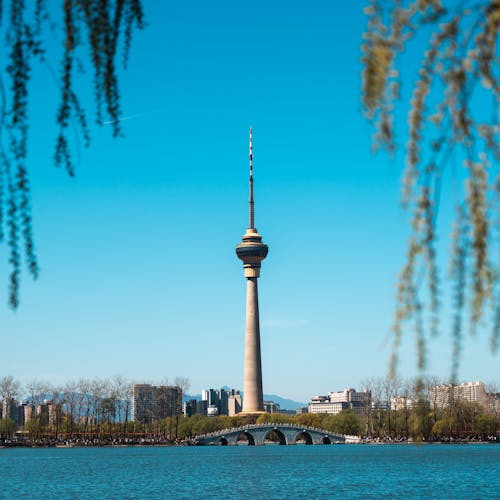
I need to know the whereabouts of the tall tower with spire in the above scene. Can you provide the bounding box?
[236,127,268,415]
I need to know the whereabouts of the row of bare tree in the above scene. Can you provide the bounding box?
[0,375,190,441]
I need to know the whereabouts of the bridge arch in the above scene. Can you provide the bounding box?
[264,428,287,445]
[236,431,255,446]
[219,437,228,446]
[321,436,332,445]
[294,430,313,445]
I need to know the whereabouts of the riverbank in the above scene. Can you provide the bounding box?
[1,436,498,448]
[0,437,188,448]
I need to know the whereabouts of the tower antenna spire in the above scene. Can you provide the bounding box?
[249,126,254,229]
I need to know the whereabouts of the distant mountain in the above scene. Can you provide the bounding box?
[263,394,306,411]
[183,392,306,411]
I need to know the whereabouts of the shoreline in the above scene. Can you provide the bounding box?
[1,439,498,449]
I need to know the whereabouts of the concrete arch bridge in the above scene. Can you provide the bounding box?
[194,423,360,446]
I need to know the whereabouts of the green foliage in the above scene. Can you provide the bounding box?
[0,417,16,437]
[25,417,44,438]
[295,412,326,428]
[329,410,362,436]
[411,402,434,442]
[432,417,455,439]
[256,412,294,425]
[474,413,498,436]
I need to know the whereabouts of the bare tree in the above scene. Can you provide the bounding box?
[382,375,402,438]
[173,377,190,440]
[174,377,191,395]
[112,375,132,436]
[77,378,92,438]
[0,375,20,402]
[89,378,109,437]
[26,379,48,407]
[45,384,65,439]
[359,378,376,436]
[62,380,79,437]
[0,375,21,423]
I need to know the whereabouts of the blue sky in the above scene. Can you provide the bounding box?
[0,1,497,402]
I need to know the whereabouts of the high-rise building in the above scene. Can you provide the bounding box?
[36,400,51,426]
[132,384,154,423]
[196,400,208,416]
[201,389,219,410]
[218,390,229,416]
[23,403,34,427]
[153,385,183,421]
[201,388,239,416]
[236,127,268,415]
[228,393,242,416]
[1,398,21,425]
[132,384,182,423]
[183,399,198,417]
[429,381,488,409]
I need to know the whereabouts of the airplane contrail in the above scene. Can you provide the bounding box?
[101,110,158,125]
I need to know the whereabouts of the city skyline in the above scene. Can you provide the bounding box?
[0,1,498,402]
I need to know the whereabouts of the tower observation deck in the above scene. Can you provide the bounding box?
[235,127,268,415]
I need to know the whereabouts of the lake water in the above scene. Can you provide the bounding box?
[1,444,499,499]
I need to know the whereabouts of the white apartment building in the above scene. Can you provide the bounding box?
[308,389,371,415]
[390,397,415,411]
[429,381,488,409]
[487,393,500,415]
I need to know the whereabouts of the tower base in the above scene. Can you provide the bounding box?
[238,410,266,417]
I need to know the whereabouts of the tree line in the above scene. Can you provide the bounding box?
[0,375,498,445]
[0,375,189,444]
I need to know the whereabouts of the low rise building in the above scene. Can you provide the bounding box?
[390,397,415,411]
[295,407,308,415]
[207,405,219,417]
[308,388,371,415]
[264,401,280,413]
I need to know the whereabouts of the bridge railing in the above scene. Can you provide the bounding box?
[194,422,348,440]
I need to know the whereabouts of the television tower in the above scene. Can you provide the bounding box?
[236,127,268,414]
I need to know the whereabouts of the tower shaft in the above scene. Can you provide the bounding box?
[243,277,264,412]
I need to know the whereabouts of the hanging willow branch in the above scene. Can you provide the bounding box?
[362,0,500,381]
[0,0,144,309]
